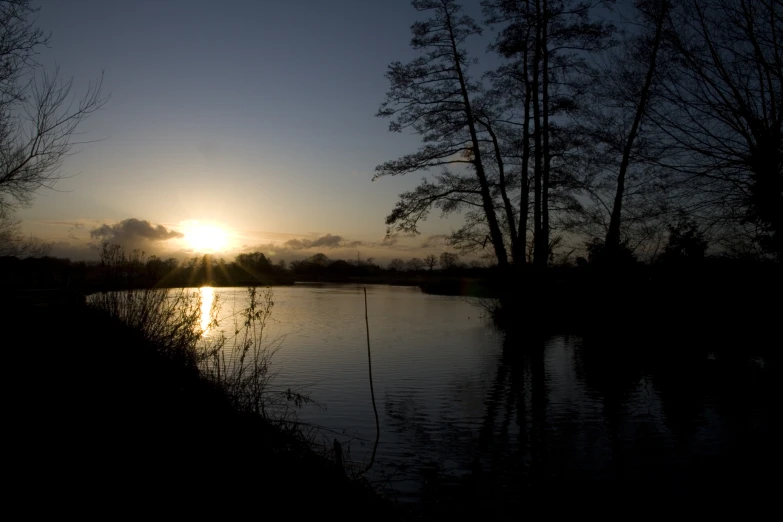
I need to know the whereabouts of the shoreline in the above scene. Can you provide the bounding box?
[2,291,398,518]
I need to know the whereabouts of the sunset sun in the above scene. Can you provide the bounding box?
[182,221,229,252]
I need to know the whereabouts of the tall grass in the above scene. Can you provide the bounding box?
[88,244,308,423]
[89,286,203,368]
[198,286,310,419]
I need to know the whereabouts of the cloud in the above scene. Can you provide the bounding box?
[283,233,362,250]
[39,220,84,227]
[309,233,345,248]
[420,234,448,249]
[90,218,183,244]
[380,234,399,247]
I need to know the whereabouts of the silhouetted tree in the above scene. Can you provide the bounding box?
[406,257,426,271]
[0,213,50,257]
[468,259,486,269]
[235,251,273,274]
[0,0,106,215]
[387,258,405,271]
[585,238,637,267]
[658,217,708,264]
[603,0,669,256]
[424,253,438,271]
[572,0,672,261]
[653,0,782,258]
[439,251,460,269]
[375,0,510,270]
[307,253,330,266]
[482,0,615,267]
[327,259,353,277]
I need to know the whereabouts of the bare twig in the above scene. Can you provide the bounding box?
[364,287,381,473]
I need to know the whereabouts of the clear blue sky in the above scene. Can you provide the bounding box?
[19,0,493,262]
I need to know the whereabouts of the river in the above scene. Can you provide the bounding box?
[195,283,773,511]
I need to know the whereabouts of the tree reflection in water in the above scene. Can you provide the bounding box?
[380,332,773,517]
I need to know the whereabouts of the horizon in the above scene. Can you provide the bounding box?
[15,0,493,263]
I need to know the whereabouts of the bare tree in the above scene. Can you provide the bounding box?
[0,212,50,257]
[0,0,107,215]
[424,253,438,271]
[387,258,406,271]
[439,251,460,269]
[573,0,672,259]
[603,0,669,255]
[375,0,510,269]
[652,0,782,257]
[406,257,426,271]
[482,0,615,267]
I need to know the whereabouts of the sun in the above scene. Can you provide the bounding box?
[182,221,229,252]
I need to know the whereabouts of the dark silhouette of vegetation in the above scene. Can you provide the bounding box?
[377,0,782,268]
[580,0,670,258]
[387,257,406,272]
[655,0,783,259]
[375,0,512,269]
[4,1,777,515]
[439,251,460,271]
[0,242,499,298]
[657,216,708,265]
[372,0,782,333]
[406,257,425,271]
[4,282,396,519]
[0,214,51,257]
[379,329,773,517]
[0,0,106,256]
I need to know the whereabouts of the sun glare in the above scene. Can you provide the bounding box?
[199,286,215,336]
[183,221,229,252]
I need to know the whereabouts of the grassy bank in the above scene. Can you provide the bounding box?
[417,261,782,359]
[3,288,397,518]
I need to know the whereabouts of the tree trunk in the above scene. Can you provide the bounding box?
[484,121,518,257]
[516,10,534,266]
[605,0,667,254]
[540,0,551,267]
[532,0,546,268]
[446,10,510,269]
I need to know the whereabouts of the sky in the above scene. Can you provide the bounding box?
[17,0,496,263]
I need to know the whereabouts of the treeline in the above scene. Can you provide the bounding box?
[0,244,496,291]
[376,0,782,268]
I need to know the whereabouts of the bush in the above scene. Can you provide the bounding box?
[88,283,309,422]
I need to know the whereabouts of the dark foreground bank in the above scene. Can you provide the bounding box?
[3,290,397,519]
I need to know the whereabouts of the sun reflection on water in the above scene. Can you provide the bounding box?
[199,286,215,336]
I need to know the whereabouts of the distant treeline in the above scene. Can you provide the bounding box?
[0,244,498,293]
[2,239,780,300]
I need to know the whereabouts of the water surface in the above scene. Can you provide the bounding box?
[199,284,772,507]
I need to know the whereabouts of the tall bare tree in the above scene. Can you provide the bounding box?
[573,0,672,259]
[375,0,510,270]
[603,0,669,255]
[0,213,50,256]
[652,0,782,257]
[0,0,106,217]
[482,0,615,267]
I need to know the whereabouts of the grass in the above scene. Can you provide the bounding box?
[85,245,394,486]
[88,244,310,421]
[80,277,398,517]
[88,284,313,429]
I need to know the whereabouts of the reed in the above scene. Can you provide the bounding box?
[88,244,309,424]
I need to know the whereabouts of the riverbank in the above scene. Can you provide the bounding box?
[2,289,397,518]
[419,263,782,358]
